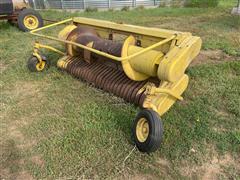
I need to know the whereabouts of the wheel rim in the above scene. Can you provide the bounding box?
[23,15,39,30]
[36,61,46,71]
[136,118,149,142]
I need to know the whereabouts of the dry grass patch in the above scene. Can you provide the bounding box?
[0,80,49,179]
[0,168,33,180]
[191,50,239,66]
[31,155,45,168]
[180,152,240,179]
[0,62,8,73]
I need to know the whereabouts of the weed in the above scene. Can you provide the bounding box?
[108,8,114,12]
[121,6,130,11]
[136,5,145,10]
[85,7,98,12]
[185,0,219,7]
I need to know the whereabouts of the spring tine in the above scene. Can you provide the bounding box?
[105,70,124,91]
[85,62,100,82]
[113,75,127,96]
[125,81,142,103]
[95,67,112,88]
[99,68,114,89]
[110,73,125,94]
[130,82,146,104]
[101,69,118,91]
[81,63,94,80]
[90,64,107,83]
[116,77,129,97]
[75,60,86,79]
[87,63,103,83]
[69,60,81,76]
[139,93,146,107]
[64,57,152,106]
[119,79,134,98]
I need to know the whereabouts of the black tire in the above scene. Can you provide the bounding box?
[27,56,48,72]
[133,109,163,153]
[17,8,43,32]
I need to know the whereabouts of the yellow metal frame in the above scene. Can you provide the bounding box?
[34,42,65,56]
[32,42,65,66]
[29,18,201,117]
[30,18,176,62]
[142,74,189,116]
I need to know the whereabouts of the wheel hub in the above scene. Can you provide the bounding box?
[23,15,39,30]
[136,118,149,143]
[36,61,46,71]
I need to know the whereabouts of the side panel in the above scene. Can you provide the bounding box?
[0,0,13,15]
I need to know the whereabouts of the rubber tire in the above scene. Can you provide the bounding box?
[133,109,163,153]
[17,8,43,32]
[27,56,48,72]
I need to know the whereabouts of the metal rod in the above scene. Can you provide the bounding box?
[32,0,36,9]
[30,19,176,62]
[30,18,73,33]
[36,43,65,55]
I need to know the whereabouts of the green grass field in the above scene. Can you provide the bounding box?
[0,1,240,179]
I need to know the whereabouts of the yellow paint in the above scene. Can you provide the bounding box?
[32,42,65,71]
[158,37,202,82]
[73,17,182,39]
[142,74,189,116]
[36,60,46,71]
[32,51,46,71]
[34,42,65,55]
[57,56,70,68]
[58,25,77,40]
[30,19,176,63]
[29,18,202,117]
[33,51,42,63]
[30,18,73,33]
[121,35,173,81]
[23,15,39,30]
[136,118,149,142]
[121,35,149,81]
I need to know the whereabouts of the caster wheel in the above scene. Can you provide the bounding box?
[133,109,163,153]
[27,56,49,72]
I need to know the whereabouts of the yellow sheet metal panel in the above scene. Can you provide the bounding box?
[31,17,201,85]
[128,45,164,77]
[158,36,202,82]
[121,36,149,81]
[58,25,77,40]
[143,74,189,116]
[73,17,183,39]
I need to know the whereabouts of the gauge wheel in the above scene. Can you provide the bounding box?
[133,109,163,153]
[17,8,43,32]
[27,56,48,72]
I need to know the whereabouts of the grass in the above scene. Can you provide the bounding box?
[0,0,240,179]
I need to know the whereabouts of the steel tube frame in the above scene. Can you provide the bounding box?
[30,18,176,62]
